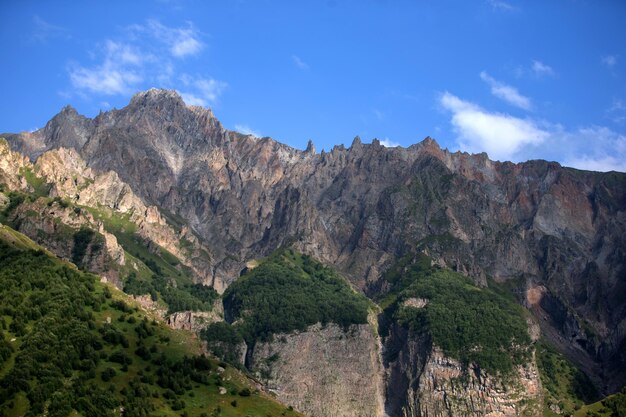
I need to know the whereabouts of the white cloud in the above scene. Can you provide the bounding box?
[602,55,617,68]
[67,20,225,101]
[439,92,547,161]
[69,41,144,95]
[373,109,385,121]
[440,93,626,172]
[607,99,626,124]
[196,78,227,103]
[380,138,400,147]
[487,0,517,11]
[531,60,554,77]
[234,124,261,137]
[171,32,203,57]
[70,65,142,95]
[565,156,626,172]
[179,92,207,106]
[292,55,309,70]
[133,20,204,58]
[106,40,144,65]
[480,71,532,110]
[32,15,70,43]
[178,75,227,106]
[562,127,626,172]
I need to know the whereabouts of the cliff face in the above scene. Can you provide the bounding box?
[248,323,386,417]
[0,139,215,291]
[3,89,626,400]
[384,323,543,417]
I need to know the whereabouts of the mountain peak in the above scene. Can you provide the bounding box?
[129,88,185,108]
[60,104,79,115]
[419,136,440,149]
[305,139,316,154]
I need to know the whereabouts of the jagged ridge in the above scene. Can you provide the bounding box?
[2,89,626,413]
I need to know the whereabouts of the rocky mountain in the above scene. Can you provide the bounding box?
[2,88,626,416]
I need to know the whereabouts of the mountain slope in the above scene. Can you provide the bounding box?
[0,223,303,417]
[2,88,626,414]
[6,89,623,392]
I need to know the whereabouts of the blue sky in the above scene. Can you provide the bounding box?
[1,0,626,171]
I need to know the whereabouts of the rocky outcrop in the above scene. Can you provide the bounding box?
[0,143,217,290]
[249,322,386,417]
[8,198,125,283]
[167,300,224,331]
[32,147,216,287]
[0,138,32,192]
[384,323,543,417]
[4,89,626,391]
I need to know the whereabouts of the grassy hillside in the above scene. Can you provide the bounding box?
[536,341,601,416]
[573,387,626,417]
[222,249,370,345]
[0,225,302,417]
[0,181,217,315]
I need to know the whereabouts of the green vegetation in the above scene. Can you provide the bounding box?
[0,227,302,417]
[124,271,218,314]
[223,249,369,344]
[201,323,245,365]
[19,167,51,198]
[1,164,217,316]
[537,341,599,416]
[572,386,626,417]
[21,195,214,315]
[71,227,100,268]
[0,191,26,225]
[382,253,532,376]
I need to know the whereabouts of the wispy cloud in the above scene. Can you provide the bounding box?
[380,138,400,147]
[69,41,144,95]
[562,127,626,172]
[439,92,545,161]
[607,98,626,124]
[439,92,626,172]
[480,71,532,110]
[178,74,227,106]
[130,20,204,58]
[67,20,224,104]
[514,60,556,79]
[234,124,261,137]
[487,0,517,12]
[602,55,617,69]
[531,60,554,77]
[178,92,205,106]
[292,55,309,70]
[31,15,70,43]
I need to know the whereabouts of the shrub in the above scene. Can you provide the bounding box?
[223,249,369,344]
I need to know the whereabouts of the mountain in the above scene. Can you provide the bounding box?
[0,223,304,417]
[2,88,626,416]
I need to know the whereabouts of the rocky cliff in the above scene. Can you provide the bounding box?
[384,323,543,417]
[249,322,386,417]
[0,138,215,290]
[3,88,626,411]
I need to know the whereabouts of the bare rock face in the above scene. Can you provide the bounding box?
[415,349,542,417]
[8,199,125,283]
[4,89,626,391]
[32,147,216,288]
[0,138,31,191]
[249,323,386,417]
[167,300,224,331]
[384,324,543,417]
